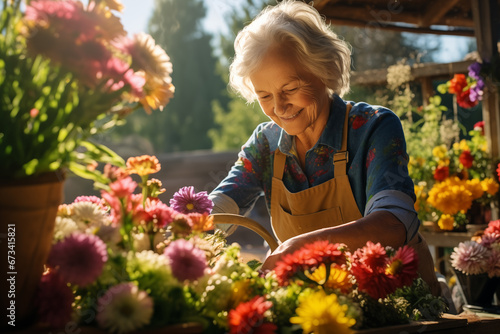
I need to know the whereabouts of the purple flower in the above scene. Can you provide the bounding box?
[164,239,207,281]
[468,62,482,80]
[37,269,74,328]
[469,79,485,102]
[169,186,213,214]
[47,233,108,287]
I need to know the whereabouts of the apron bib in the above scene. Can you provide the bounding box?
[269,103,441,296]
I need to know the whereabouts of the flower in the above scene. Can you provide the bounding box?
[433,165,449,181]
[36,269,74,328]
[459,150,474,169]
[438,214,455,231]
[485,220,500,234]
[164,239,208,281]
[290,290,355,334]
[228,296,277,334]
[96,283,154,334]
[0,1,173,179]
[47,233,108,286]
[450,240,489,275]
[126,155,161,176]
[305,263,353,293]
[386,245,419,288]
[169,186,214,214]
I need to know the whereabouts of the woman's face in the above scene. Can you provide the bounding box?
[250,46,330,139]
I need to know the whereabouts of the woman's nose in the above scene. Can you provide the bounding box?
[274,95,290,115]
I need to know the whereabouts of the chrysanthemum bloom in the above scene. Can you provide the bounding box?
[96,283,153,334]
[47,233,108,287]
[467,178,485,199]
[126,155,161,176]
[485,220,500,235]
[478,233,500,248]
[36,269,74,328]
[73,195,106,210]
[164,239,207,281]
[481,178,499,195]
[290,290,355,334]
[187,212,215,232]
[274,241,347,286]
[140,74,175,114]
[71,201,110,227]
[451,240,489,275]
[352,241,388,269]
[134,198,176,228]
[438,214,455,231]
[228,296,277,334]
[170,186,213,214]
[433,165,449,181]
[385,245,419,288]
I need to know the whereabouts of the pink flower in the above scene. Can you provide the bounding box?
[47,233,108,286]
[36,269,74,328]
[73,195,107,211]
[478,233,500,248]
[450,241,489,275]
[109,176,137,198]
[133,198,176,228]
[169,186,213,214]
[164,239,207,281]
[485,220,500,235]
[386,245,419,288]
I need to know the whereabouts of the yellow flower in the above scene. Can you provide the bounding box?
[437,158,450,166]
[481,178,500,195]
[140,75,175,114]
[432,145,448,159]
[230,280,251,307]
[459,139,470,151]
[126,155,161,176]
[304,264,353,292]
[466,178,484,199]
[438,214,454,231]
[290,290,355,334]
[427,177,473,215]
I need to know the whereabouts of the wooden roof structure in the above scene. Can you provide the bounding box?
[312,0,500,167]
[312,0,500,37]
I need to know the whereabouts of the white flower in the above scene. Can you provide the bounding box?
[53,217,78,242]
[97,283,153,334]
[72,201,109,227]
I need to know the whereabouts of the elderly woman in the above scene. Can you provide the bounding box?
[209,0,440,296]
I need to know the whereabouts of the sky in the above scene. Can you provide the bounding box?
[117,0,474,64]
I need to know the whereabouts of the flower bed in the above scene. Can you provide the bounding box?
[35,155,448,334]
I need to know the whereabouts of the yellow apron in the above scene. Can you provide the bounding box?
[270,104,441,296]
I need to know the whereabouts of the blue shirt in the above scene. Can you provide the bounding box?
[211,95,419,240]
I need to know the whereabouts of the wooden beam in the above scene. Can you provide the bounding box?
[325,16,475,36]
[472,0,500,161]
[312,0,332,11]
[419,0,461,27]
[351,60,474,86]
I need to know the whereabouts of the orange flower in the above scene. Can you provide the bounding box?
[448,74,467,94]
[187,212,215,232]
[126,155,161,176]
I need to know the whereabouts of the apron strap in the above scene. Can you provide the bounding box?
[273,149,287,180]
[333,104,352,178]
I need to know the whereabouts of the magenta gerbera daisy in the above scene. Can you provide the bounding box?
[386,245,419,288]
[47,233,108,287]
[169,186,213,214]
[164,238,207,281]
[36,269,74,328]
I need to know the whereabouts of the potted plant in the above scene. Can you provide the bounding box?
[0,0,174,326]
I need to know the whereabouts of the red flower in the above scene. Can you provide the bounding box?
[496,163,500,182]
[433,165,449,181]
[485,220,500,235]
[448,74,467,94]
[459,150,474,169]
[457,89,478,109]
[274,241,347,286]
[474,121,485,135]
[386,245,419,288]
[229,296,277,334]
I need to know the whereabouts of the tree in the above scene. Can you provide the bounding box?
[114,0,227,153]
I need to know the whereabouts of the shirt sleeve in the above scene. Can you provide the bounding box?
[209,122,272,216]
[209,192,240,235]
[364,189,420,244]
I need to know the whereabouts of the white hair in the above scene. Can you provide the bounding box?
[229,0,352,102]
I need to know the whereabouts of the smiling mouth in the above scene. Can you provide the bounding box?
[281,109,303,120]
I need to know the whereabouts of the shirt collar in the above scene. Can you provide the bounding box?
[277,94,347,154]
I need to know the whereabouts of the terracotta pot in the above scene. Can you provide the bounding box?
[0,171,65,328]
[454,269,500,307]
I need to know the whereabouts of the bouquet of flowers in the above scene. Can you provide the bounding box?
[437,62,485,109]
[37,155,448,334]
[412,119,499,231]
[0,0,174,180]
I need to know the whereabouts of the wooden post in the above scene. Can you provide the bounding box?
[471,0,500,219]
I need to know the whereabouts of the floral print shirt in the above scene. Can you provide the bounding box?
[211,94,416,221]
